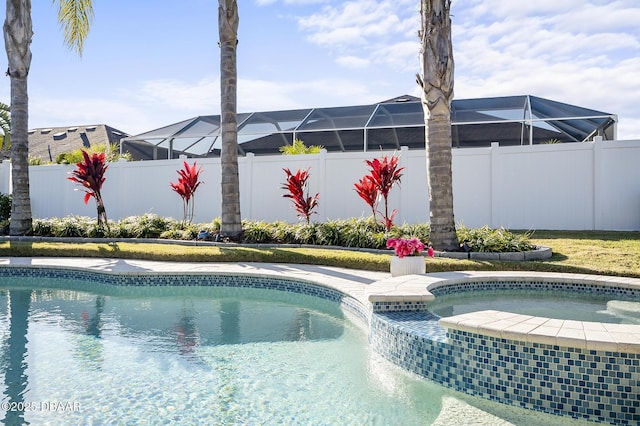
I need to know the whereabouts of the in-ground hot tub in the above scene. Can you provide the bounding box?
[366,271,640,425]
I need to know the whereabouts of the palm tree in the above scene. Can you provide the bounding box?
[218,0,242,240]
[417,0,459,251]
[3,0,93,236]
[3,0,33,235]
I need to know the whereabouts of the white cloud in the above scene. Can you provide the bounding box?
[239,77,383,111]
[41,75,386,135]
[298,0,415,48]
[448,0,640,139]
[135,78,219,112]
[336,55,371,69]
[29,97,153,135]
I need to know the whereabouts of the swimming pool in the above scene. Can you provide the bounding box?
[5,259,640,424]
[0,262,595,425]
[1,283,447,425]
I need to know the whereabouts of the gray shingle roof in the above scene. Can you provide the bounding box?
[28,124,130,162]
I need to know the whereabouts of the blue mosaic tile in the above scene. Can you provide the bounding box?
[430,280,640,300]
[0,266,368,323]
[370,309,640,425]
[371,301,431,313]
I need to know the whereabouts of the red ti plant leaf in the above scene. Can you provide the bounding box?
[355,153,404,230]
[382,209,398,232]
[281,168,319,223]
[354,175,379,218]
[170,161,204,225]
[67,150,109,228]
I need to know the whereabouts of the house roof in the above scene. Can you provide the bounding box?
[28,124,130,162]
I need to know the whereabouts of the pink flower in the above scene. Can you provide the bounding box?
[427,247,435,258]
[386,237,425,258]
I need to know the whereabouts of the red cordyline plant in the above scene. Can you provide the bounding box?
[354,154,404,230]
[281,168,319,223]
[170,161,204,225]
[67,150,109,229]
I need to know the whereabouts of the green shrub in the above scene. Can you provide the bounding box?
[52,216,91,238]
[315,220,344,246]
[337,217,387,248]
[456,225,534,252]
[28,156,45,166]
[242,220,276,243]
[292,222,319,245]
[160,227,198,240]
[55,143,132,165]
[32,218,55,236]
[0,193,11,221]
[279,139,323,155]
[116,214,172,239]
[270,221,296,243]
[28,215,534,253]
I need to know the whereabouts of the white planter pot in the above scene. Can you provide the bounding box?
[390,255,426,277]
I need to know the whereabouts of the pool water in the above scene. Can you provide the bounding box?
[427,289,640,324]
[0,278,594,425]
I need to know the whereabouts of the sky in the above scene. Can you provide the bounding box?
[0,0,638,139]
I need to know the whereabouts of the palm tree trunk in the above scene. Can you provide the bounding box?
[218,0,242,240]
[418,0,458,251]
[4,0,34,236]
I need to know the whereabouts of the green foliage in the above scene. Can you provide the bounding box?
[456,225,535,252]
[242,221,274,243]
[541,138,561,144]
[239,217,431,250]
[53,216,91,238]
[115,214,176,239]
[271,221,296,243]
[160,224,199,240]
[56,0,95,56]
[29,144,132,166]
[0,193,11,221]
[0,101,10,151]
[32,218,56,236]
[279,139,323,155]
[28,214,534,253]
[29,156,45,165]
[55,143,131,165]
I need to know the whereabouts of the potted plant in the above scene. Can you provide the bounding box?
[386,237,428,277]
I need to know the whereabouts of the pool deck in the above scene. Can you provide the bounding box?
[2,257,640,353]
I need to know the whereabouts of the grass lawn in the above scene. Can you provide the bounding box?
[1,230,639,278]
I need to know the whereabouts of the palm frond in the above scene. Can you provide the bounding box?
[56,0,95,56]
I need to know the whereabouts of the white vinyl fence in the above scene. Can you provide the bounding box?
[1,139,639,231]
